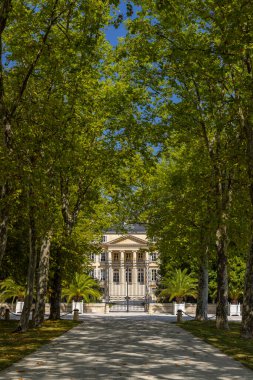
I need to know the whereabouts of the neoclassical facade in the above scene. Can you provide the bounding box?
[90,225,159,307]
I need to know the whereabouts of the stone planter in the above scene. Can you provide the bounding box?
[173,302,185,316]
[15,301,24,313]
[229,303,240,316]
[72,301,83,314]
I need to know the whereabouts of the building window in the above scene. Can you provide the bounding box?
[151,269,157,282]
[102,235,107,243]
[150,252,157,262]
[113,269,119,283]
[138,252,144,261]
[138,268,144,284]
[126,268,132,283]
[125,252,132,262]
[100,252,106,262]
[100,269,106,281]
[89,269,96,278]
[113,252,119,262]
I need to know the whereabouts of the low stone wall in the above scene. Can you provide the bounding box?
[207,304,216,315]
[185,303,196,314]
[83,303,106,313]
[0,302,224,315]
[149,303,218,315]
[46,303,106,314]
[149,303,173,314]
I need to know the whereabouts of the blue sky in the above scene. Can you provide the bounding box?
[105,22,127,46]
[105,3,141,46]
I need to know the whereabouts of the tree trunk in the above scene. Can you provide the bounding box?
[215,223,229,330]
[48,174,85,320]
[17,197,37,332]
[241,119,253,337]
[34,232,52,327]
[0,180,12,269]
[239,106,253,337]
[49,248,62,320]
[0,2,12,268]
[241,231,253,338]
[0,185,9,267]
[195,246,208,321]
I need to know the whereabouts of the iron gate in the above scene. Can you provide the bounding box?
[109,300,146,312]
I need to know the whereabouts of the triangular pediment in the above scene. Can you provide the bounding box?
[104,234,147,246]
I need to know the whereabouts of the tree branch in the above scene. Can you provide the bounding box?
[9,0,61,117]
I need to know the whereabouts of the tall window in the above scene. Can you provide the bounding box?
[102,235,107,242]
[89,269,96,278]
[113,269,119,283]
[138,268,144,284]
[100,269,106,281]
[150,253,157,262]
[100,252,106,262]
[138,252,144,261]
[151,269,157,282]
[113,252,119,262]
[125,252,132,262]
[126,268,132,283]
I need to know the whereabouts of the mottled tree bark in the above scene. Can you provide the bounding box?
[241,109,253,338]
[193,80,231,329]
[49,248,62,320]
[17,194,37,332]
[237,82,253,336]
[0,184,9,267]
[241,233,253,338]
[195,246,208,321]
[215,222,229,329]
[34,232,52,327]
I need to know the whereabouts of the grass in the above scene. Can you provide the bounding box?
[178,320,253,370]
[0,319,80,372]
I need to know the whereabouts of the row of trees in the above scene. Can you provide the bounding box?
[115,0,253,336]
[0,1,152,331]
[1,0,253,339]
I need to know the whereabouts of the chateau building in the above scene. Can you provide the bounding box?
[90,224,159,310]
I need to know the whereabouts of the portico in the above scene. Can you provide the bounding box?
[90,224,159,307]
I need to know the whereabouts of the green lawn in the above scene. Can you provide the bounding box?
[0,319,80,372]
[178,320,253,370]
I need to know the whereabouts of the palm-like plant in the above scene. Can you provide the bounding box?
[0,278,26,303]
[159,269,198,303]
[62,273,101,303]
[229,286,243,304]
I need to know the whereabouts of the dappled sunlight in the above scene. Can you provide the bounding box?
[0,316,252,379]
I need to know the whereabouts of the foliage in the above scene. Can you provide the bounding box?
[0,278,26,302]
[159,268,198,302]
[61,273,101,303]
[208,268,217,303]
[228,256,246,303]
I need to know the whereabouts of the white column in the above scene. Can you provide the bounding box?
[107,251,112,301]
[120,251,125,298]
[120,251,125,283]
[132,251,137,298]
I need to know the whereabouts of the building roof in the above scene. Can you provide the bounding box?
[106,223,146,234]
